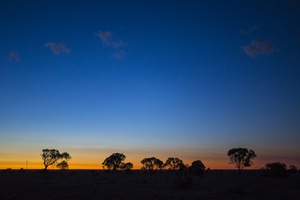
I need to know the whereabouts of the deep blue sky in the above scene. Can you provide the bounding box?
[1,0,300,169]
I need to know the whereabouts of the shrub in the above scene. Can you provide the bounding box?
[288,165,298,173]
[189,160,205,176]
[261,162,288,178]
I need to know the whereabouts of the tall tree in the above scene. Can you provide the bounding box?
[41,149,71,170]
[165,157,184,170]
[102,153,126,170]
[227,147,256,173]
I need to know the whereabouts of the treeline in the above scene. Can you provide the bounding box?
[40,148,299,177]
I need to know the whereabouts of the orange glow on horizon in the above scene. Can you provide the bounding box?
[1,148,299,170]
[2,158,296,170]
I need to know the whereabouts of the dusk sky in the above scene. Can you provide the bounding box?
[1,0,300,169]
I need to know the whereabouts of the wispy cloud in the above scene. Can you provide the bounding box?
[243,39,274,57]
[96,31,126,59]
[45,42,70,55]
[9,51,20,61]
[96,31,113,46]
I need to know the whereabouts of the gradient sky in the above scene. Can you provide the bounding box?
[1,0,300,169]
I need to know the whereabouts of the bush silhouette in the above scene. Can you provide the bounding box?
[57,160,69,170]
[121,162,133,173]
[189,160,205,176]
[261,162,288,178]
[288,165,298,173]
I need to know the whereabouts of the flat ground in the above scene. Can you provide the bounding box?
[0,170,299,200]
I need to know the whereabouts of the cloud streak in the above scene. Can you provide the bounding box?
[45,42,70,55]
[243,39,274,57]
[96,31,126,59]
[96,31,113,46]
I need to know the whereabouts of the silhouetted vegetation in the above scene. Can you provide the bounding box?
[56,160,69,170]
[288,165,298,173]
[261,162,288,178]
[121,162,133,170]
[141,157,164,171]
[165,157,184,170]
[227,147,256,174]
[102,152,126,171]
[189,160,206,176]
[41,149,71,170]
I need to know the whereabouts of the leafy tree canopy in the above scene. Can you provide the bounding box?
[41,149,71,170]
[102,152,126,170]
[121,162,133,170]
[141,157,164,170]
[191,160,205,170]
[189,160,205,175]
[227,147,256,172]
[165,157,184,170]
[56,160,69,170]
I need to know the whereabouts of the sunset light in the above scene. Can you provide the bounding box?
[1,0,299,172]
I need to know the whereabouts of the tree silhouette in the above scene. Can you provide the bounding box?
[189,160,205,175]
[262,162,288,178]
[102,152,126,171]
[165,157,184,170]
[56,160,69,170]
[227,147,256,173]
[121,162,133,170]
[41,149,71,170]
[154,158,164,170]
[141,157,164,171]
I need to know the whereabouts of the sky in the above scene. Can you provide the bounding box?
[1,0,300,170]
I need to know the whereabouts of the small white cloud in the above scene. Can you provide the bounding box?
[9,51,20,61]
[45,42,70,55]
[243,39,274,57]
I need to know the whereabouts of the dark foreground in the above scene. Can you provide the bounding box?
[1,170,299,200]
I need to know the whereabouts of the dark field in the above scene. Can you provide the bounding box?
[1,170,299,200]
